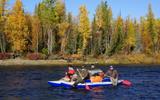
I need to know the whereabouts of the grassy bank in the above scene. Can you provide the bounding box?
[0,54,160,66]
[0,59,100,66]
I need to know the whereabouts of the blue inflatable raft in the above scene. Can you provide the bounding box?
[48,78,124,89]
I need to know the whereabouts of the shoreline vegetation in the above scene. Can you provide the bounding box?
[1,54,160,66]
[1,0,160,66]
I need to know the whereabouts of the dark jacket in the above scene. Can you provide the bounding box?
[73,69,89,86]
[106,69,118,79]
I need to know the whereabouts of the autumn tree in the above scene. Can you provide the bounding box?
[94,4,103,55]
[36,0,58,54]
[0,0,7,52]
[140,17,152,54]
[147,4,157,52]
[78,5,91,55]
[65,12,74,54]
[66,13,78,54]
[5,0,29,53]
[109,15,124,56]
[155,19,160,52]
[134,19,142,53]
[25,14,34,53]
[123,17,136,54]
[55,0,69,54]
[95,1,113,55]
[91,16,101,56]
[31,15,42,52]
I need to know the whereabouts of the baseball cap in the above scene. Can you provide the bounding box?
[110,66,114,70]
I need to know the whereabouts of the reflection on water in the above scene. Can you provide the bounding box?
[90,87,105,100]
[0,65,160,100]
[92,87,104,93]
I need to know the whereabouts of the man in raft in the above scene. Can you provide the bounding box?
[73,68,90,87]
[105,66,119,86]
[62,66,76,82]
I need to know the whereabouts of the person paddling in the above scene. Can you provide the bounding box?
[68,66,75,75]
[73,68,90,87]
[62,66,75,82]
[105,66,118,86]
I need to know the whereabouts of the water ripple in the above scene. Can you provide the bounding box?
[0,65,160,100]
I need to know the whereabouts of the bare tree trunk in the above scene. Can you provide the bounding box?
[74,34,77,54]
[47,29,50,55]
[0,32,5,53]
[0,37,3,52]
[36,31,39,53]
[47,28,52,55]
[61,36,66,55]
[2,33,5,52]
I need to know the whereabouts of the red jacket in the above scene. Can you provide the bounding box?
[68,67,75,74]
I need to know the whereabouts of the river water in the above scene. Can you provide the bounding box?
[0,65,160,100]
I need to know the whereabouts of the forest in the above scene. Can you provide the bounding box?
[0,0,160,64]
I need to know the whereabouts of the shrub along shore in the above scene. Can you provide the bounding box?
[0,54,160,66]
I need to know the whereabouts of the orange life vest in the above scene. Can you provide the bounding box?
[90,76,103,82]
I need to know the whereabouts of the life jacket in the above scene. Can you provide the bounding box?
[68,67,75,75]
[89,69,103,76]
[90,76,103,82]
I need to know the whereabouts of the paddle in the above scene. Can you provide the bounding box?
[122,80,132,87]
[77,69,91,90]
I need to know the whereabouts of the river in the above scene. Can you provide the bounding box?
[0,65,160,100]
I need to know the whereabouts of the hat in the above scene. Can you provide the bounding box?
[110,66,114,70]
[91,65,95,69]
[69,67,74,70]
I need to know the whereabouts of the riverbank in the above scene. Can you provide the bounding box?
[0,59,102,66]
[0,53,160,66]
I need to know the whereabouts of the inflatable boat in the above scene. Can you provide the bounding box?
[48,78,128,89]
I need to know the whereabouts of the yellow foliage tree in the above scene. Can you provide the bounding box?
[55,0,65,23]
[0,0,7,17]
[140,17,152,54]
[124,17,136,54]
[5,0,29,53]
[156,19,160,52]
[55,0,69,54]
[0,0,7,52]
[58,22,69,54]
[78,5,91,55]
[147,4,157,52]
[109,15,124,55]
[31,15,42,52]
[127,21,136,48]
[95,5,103,29]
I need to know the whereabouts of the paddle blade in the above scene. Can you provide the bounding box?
[122,80,132,86]
[85,85,91,90]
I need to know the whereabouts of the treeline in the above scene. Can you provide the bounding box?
[0,0,160,59]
